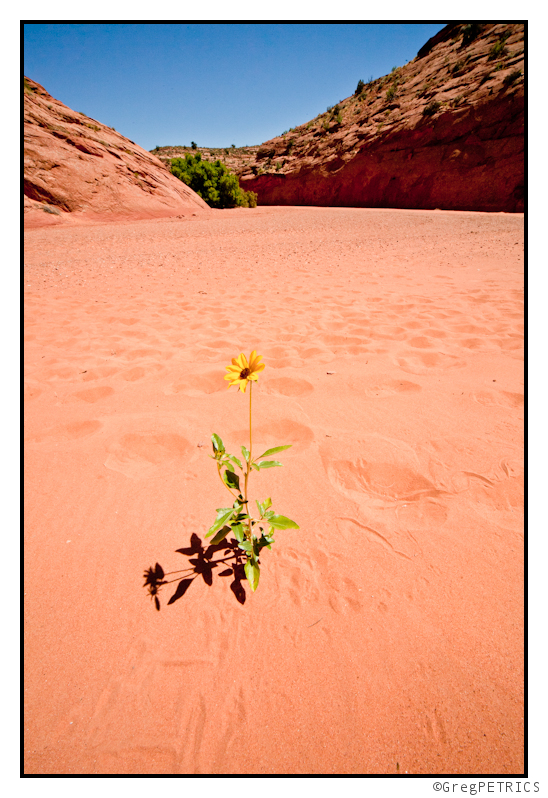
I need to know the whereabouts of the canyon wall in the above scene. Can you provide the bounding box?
[237,24,524,213]
[24,77,208,228]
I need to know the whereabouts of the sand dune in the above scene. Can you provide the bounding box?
[24,206,524,774]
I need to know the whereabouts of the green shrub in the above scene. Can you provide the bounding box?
[191,141,197,149]
[503,69,522,86]
[170,153,253,209]
[423,100,441,116]
[355,79,365,95]
[461,23,481,47]
[488,39,507,61]
[386,85,397,102]
[240,190,258,208]
[24,77,37,95]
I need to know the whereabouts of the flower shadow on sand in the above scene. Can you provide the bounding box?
[144,532,248,609]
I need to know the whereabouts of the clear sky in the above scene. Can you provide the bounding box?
[23,22,446,151]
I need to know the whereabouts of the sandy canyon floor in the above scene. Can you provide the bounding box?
[24,206,524,775]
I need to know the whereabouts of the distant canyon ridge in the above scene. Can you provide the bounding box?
[24,23,524,227]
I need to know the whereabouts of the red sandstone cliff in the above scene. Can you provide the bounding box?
[237,23,524,213]
[24,77,209,228]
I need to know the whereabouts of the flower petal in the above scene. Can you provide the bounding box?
[248,351,262,370]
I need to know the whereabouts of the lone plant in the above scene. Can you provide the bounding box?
[207,351,299,591]
[423,100,441,117]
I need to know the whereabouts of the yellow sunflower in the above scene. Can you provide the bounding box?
[224,350,265,392]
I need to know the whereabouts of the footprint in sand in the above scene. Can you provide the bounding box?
[232,418,314,450]
[301,345,335,363]
[27,420,103,444]
[408,336,435,349]
[43,366,79,381]
[104,432,192,479]
[73,386,115,403]
[121,364,165,382]
[166,370,225,396]
[261,346,304,369]
[396,351,466,376]
[321,435,445,508]
[201,338,236,350]
[326,572,364,615]
[349,375,421,398]
[276,548,320,607]
[261,377,314,397]
[124,348,169,362]
[374,325,408,340]
[330,459,442,502]
[472,390,524,409]
[81,366,119,382]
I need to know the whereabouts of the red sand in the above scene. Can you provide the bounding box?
[24,206,524,774]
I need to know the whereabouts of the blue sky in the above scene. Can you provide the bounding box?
[24,23,446,151]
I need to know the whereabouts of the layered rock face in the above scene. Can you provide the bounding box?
[24,77,208,227]
[237,23,524,213]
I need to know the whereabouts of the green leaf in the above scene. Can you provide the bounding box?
[241,445,250,462]
[231,523,245,543]
[227,454,243,470]
[223,469,240,491]
[206,507,235,537]
[238,540,253,552]
[209,525,231,545]
[212,433,225,453]
[257,460,282,469]
[244,558,260,591]
[256,499,272,517]
[259,535,274,551]
[257,534,272,551]
[251,462,260,471]
[268,514,300,530]
[256,445,292,459]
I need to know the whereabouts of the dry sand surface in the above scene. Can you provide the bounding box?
[24,206,524,775]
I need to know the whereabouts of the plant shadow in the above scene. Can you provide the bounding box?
[144,532,247,609]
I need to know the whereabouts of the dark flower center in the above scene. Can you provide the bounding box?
[239,368,250,379]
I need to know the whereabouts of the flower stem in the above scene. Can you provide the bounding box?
[249,380,253,464]
[244,381,253,541]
